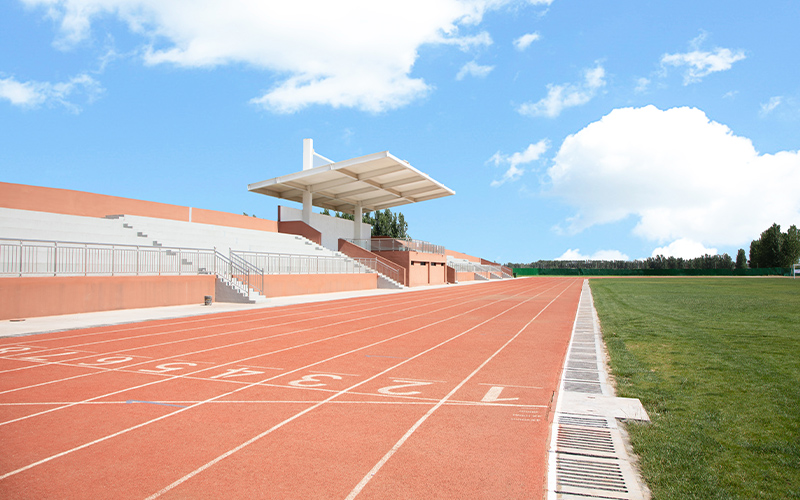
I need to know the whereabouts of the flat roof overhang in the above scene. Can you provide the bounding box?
[248,151,455,214]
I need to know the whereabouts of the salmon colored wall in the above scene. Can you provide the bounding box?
[446,265,457,284]
[192,208,278,232]
[259,273,376,297]
[428,262,446,285]
[338,239,407,286]
[456,271,475,282]
[446,249,481,263]
[279,220,322,245]
[0,275,215,320]
[409,262,429,287]
[375,250,446,287]
[0,182,278,233]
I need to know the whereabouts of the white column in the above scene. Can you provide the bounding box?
[354,204,363,240]
[302,190,312,224]
[303,138,313,171]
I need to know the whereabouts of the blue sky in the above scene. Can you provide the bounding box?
[1,0,799,264]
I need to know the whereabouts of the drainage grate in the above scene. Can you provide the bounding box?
[557,427,616,456]
[558,415,609,428]
[556,455,630,498]
[549,280,649,500]
[565,369,600,381]
[564,380,603,394]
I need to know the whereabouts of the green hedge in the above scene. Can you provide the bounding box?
[512,267,791,277]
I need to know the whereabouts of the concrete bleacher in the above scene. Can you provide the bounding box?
[109,214,336,256]
[0,208,150,246]
[0,208,348,260]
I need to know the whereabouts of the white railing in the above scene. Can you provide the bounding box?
[231,250,375,276]
[448,260,507,279]
[0,238,377,298]
[346,238,445,255]
[0,238,216,277]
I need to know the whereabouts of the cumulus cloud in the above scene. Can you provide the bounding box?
[651,239,717,259]
[23,0,511,113]
[489,140,550,186]
[661,33,745,85]
[514,32,540,51]
[0,73,102,111]
[547,105,800,248]
[518,64,605,118]
[456,60,494,80]
[556,249,630,261]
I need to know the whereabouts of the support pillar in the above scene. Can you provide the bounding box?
[302,190,312,224]
[354,204,363,240]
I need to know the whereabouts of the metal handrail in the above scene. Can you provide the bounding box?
[230,250,376,276]
[0,237,216,277]
[345,238,445,255]
[213,251,252,297]
[350,257,401,284]
[1,238,381,299]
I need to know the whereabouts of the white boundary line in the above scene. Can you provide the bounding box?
[0,280,553,480]
[344,280,577,499]
[143,280,571,500]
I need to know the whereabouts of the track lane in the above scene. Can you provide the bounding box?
[0,280,552,486]
[0,278,581,500]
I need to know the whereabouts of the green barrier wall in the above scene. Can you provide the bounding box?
[512,267,790,277]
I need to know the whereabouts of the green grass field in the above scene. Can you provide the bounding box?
[589,278,800,500]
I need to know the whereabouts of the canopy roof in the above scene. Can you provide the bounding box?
[248,150,455,214]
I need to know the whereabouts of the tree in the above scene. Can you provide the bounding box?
[735,249,747,269]
[748,223,800,268]
[781,225,800,267]
[320,207,409,239]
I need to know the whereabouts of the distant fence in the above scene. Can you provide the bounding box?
[513,267,792,277]
[346,238,445,255]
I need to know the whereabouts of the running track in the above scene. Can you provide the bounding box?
[0,277,583,499]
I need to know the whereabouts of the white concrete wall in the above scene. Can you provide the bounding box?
[279,206,371,251]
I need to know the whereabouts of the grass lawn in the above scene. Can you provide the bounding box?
[589,278,800,500]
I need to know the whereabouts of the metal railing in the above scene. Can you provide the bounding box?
[346,238,445,255]
[0,238,216,277]
[357,257,403,285]
[448,260,504,277]
[1,238,383,299]
[231,250,376,276]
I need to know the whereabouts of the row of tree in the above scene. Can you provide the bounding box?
[511,254,735,270]
[748,224,800,268]
[510,223,800,270]
[320,208,409,239]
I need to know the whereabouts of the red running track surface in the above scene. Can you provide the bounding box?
[0,277,582,499]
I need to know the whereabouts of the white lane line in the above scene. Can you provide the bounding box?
[477,383,544,389]
[0,282,545,479]
[344,280,577,500]
[0,292,444,375]
[3,291,414,345]
[0,291,474,420]
[143,281,565,500]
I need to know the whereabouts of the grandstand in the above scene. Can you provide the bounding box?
[0,140,512,320]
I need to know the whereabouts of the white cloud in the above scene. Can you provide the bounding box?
[760,96,783,116]
[456,60,494,80]
[547,105,800,247]
[0,73,102,111]
[513,32,540,51]
[661,34,745,85]
[489,139,550,186]
[556,249,630,261]
[518,64,605,118]
[651,239,717,259]
[24,0,511,113]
